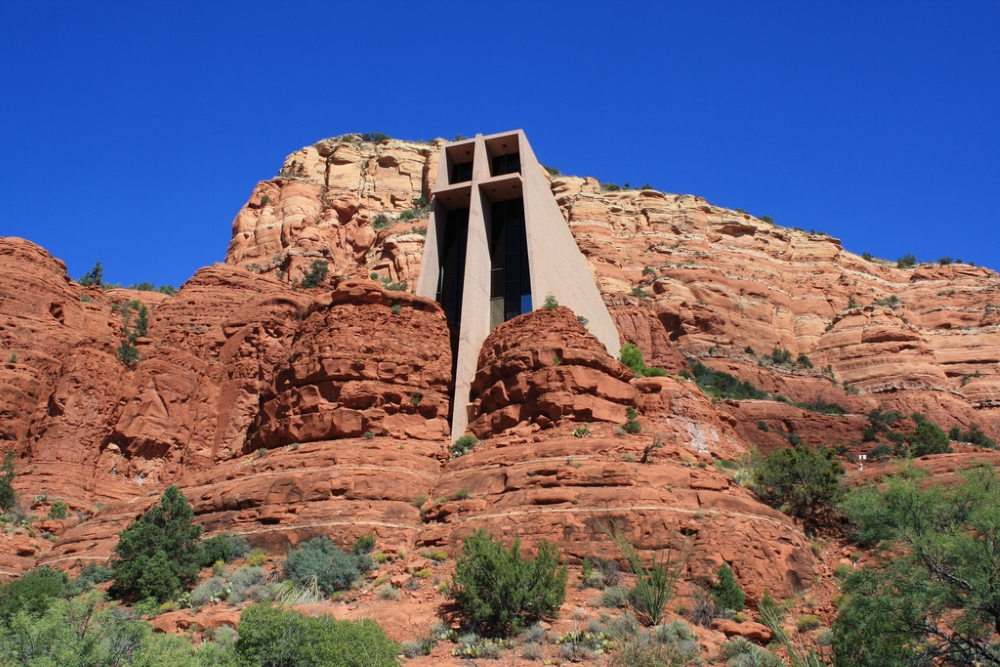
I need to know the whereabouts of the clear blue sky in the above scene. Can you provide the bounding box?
[1,1,997,288]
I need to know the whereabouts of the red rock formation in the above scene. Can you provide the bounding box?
[225,137,438,287]
[250,281,451,446]
[468,307,636,438]
[2,133,997,621]
[551,180,1000,438]
[419,428,814,602]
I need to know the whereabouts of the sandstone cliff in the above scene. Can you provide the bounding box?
[0,134,997,622]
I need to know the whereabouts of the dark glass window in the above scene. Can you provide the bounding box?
[437,207,469,328]
[451,161,473,183]
[491,152,521,177]
[489,197,531,322]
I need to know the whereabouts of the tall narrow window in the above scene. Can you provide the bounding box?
[491,152,521,177]
[437,207,469,328]
[489,197,531,326]
[451,161,473,183]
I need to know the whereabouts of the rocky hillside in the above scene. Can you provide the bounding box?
[0,133,997,660]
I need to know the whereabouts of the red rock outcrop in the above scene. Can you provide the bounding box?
[419,428,814,602]
[40,435,445,572]
[225,136,438,287]
[221,137,998,443]
[468,307,636,438]
[249,281,452,446]
[551,179,999,438]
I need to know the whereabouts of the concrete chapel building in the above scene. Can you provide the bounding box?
[415,130,619,438]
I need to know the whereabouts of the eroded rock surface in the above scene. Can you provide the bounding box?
[2,134,997,612]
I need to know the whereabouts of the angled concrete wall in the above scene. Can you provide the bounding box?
[418,130,619,439]
[516,131,620,357]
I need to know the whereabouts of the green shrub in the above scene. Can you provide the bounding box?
[449,529,567,637]
[46,501,68,520]
[770,347,793,365]
[875,294,900,308]
[200,532,250,566]
[450,435,477,458]
[757,421,769,431]
[688,360,768,400]
[868,444,893,459]
[897,253,916,268]
[796,353,813,369]
[600,586,629,608]
[950,423,996,449]
[751,445,844,528]
[0,566,69,621]
[834,465,1000,665]
[420,549,448,562]
[298,260,329,289]
[372,213,390,229]
[790,399,847,415]
[78,261,103,287]
[758,215,774,224]
[712,564,745,611]
[938,257,952,266]
[611,622,700,667]
[0,451,17,513]
[619,343,667,378]
[904,418,951,457]
[390,304,402,315]
[235,603,398,667]
[572,425,591,438]
[190,575,227,607]
[353,534,375,554]
[721,637,782,666]
[247,547,268,566]
[543,294,559,309]
[796,614,822,631]
[0,592,220,666]
[283,536,372,597]
[862,252,874,262]
[227,566,266,604]
[601,182,622,192]
[71,563,113,592]
[109,485,203,602]
[134,303,149,337]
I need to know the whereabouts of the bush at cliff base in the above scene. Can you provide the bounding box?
[109,485,203,603]
[834,464,1000,666]
[234,603,398,667]
[449,529,567,637]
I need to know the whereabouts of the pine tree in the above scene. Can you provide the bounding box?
[712,563,746,611]
[109,485,202,602]
[78,261,103,287]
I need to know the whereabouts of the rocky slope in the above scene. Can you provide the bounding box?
[223,136,999,444]
[0,133,998,661]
